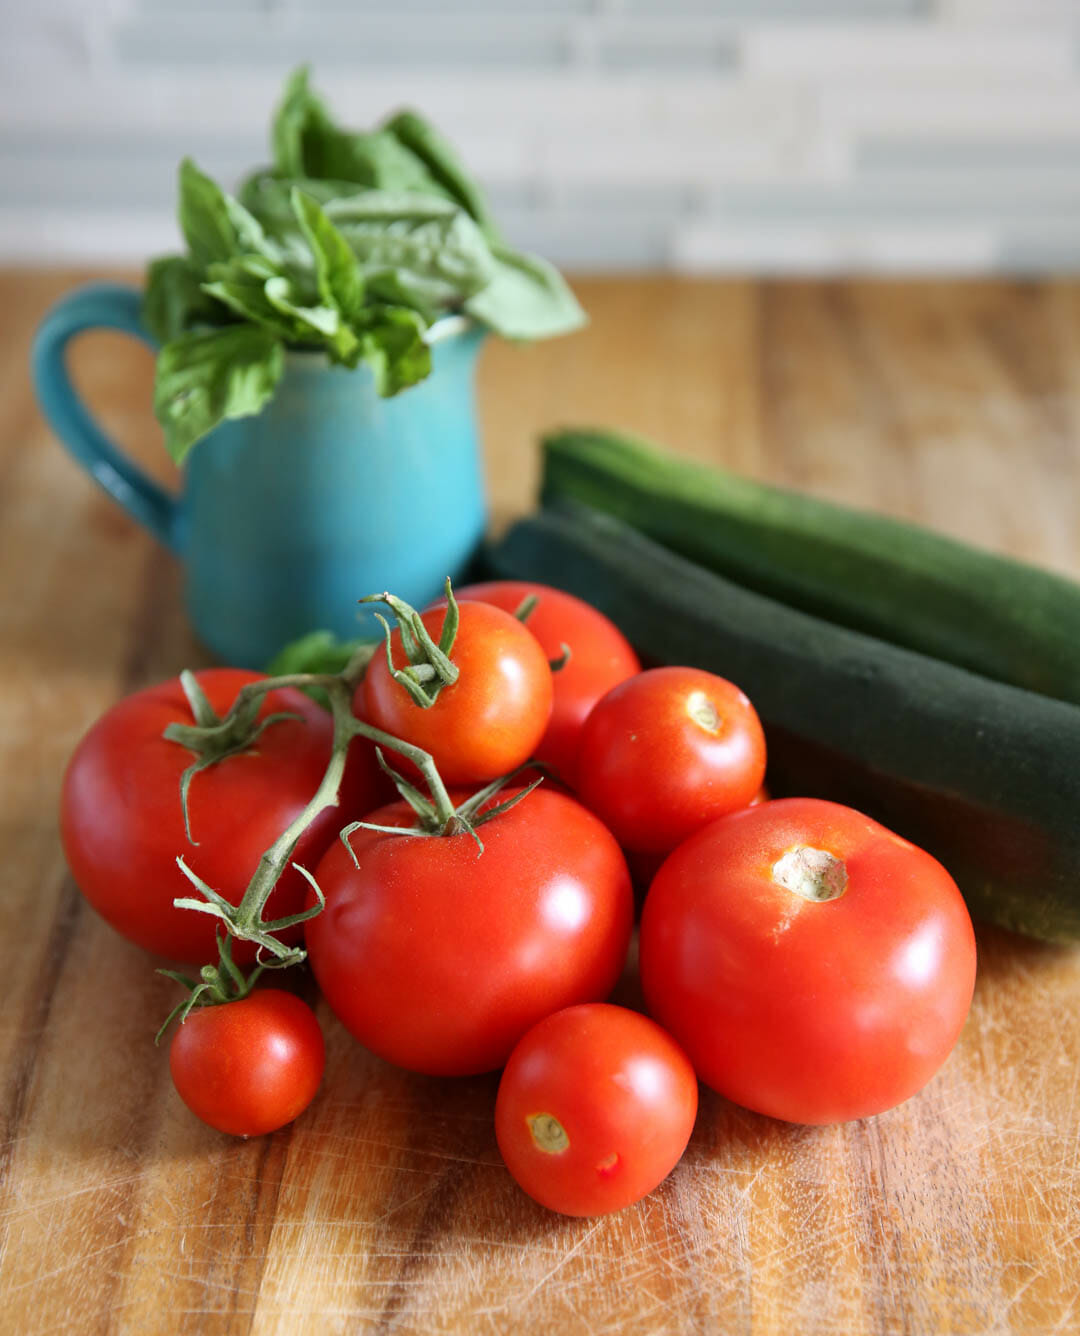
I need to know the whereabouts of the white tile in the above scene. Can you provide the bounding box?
[0,208,180,264]
[819,80,1080,134]
[941,0,1080,23]
[742,24,1078,77]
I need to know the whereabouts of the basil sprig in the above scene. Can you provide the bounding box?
[146,67,586,462]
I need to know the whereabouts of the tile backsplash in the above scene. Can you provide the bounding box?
[2,0,1078,271]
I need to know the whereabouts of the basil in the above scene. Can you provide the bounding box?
[145,66,585,460]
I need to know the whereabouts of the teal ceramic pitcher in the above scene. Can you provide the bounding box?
[32,283,489,667]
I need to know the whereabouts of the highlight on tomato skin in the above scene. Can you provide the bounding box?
[453,580,642,782]
[169,990,326,1138]
[639,797,978,1126]
[494,1003,699,1218]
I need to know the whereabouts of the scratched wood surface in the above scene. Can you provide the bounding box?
[1,272,1078,1336]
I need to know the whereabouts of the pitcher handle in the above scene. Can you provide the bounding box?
[31,283,182,554]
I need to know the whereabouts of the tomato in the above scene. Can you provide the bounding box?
[455,581,640,780]
[495,1003,698,1217]
[360,600,553,785]
[576,666,767,855]
[60,668,380,964]
[639,798,977,1124]
[169,990,325,1136]
[305,787,633,1076]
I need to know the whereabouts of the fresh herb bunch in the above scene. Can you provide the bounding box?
[145,67,586,462]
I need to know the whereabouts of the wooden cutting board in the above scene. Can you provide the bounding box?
[1,272,1077,1335]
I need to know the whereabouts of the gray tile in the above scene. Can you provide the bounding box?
[622,0,928,15]
[595,35,738,71]
[997,236,1080,272]
[859,136,1080,174]
[701,181,1080,223]
[113,18,571,69]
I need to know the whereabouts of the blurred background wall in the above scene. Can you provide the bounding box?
[2,0,1078,272]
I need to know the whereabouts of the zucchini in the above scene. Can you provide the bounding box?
[485,502,1080,943]
[541,427,1080,708]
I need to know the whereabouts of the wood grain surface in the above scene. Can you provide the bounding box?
[1,271,1078,1336]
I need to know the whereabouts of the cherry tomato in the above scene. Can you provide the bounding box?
[169,990,325,1136]
[639,798,977,1124]
[60,669,380,964]
[305,787,633,1076]
[455,581,641,781]
[495,1003,698,1217]
[576,666,767,855]
[360,600,553,785]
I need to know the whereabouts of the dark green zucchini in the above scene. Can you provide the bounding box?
[485,502,1080,944]
[541,427,1080,708]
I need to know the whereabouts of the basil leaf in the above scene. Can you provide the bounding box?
[357,307,432,397]
[465,246,587,340]
[272,66,327,179]
[143,255,220,343]
[271,67,437,194]
[153,325,285,463]
[291,188,364,321]
[327,192,495,302]
[362,269,441,325]
[264,275,360,366]
[201,256,306,341]
[385,109,501,243]
[202,255,359,365]
[179,158,279,268]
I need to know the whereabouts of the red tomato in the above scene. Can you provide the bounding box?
[60,669,380,964]
[169,990,325,1136]
[455,581,641,780]
[639,798,977,1124]
[305,787,633,1076]
[495,1003,698,1217]
[360,600,553,785]
[576,666,767,855]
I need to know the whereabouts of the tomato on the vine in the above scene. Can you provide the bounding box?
[495,1003,698,1217]
[576,666,767,854]
[455,581,641,781]
[169,990,325,1136]
[60,668,380,964]
[639,798,977,1124]
[305,787,633,1076]
[359,600,553,785]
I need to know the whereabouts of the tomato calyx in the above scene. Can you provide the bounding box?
[155,931,264,1043]
[527,1112,570,1154]
[772,846,849,903]
[360,579,461,708]
[339,755,547,859]
[164,669,305,845]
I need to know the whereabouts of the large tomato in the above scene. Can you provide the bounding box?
[639,798,977,1124]
[60,669,380,964]
[495,1003,698,1217]
[360,599,553,785]
[305,787,634,1076]
[170,990,325,1136]
[455,581,641,781]
[576,666,767,854]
